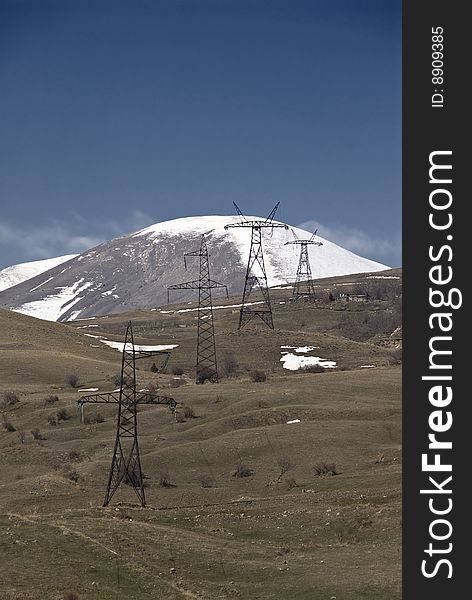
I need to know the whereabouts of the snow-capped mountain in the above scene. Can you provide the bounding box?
[0,216,388,322]
[0,255,78,292]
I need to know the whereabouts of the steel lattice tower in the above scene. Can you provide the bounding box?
[78,321,177,507]
[168,235,228,384]
[225,202,288,329]
[285,229,323,302]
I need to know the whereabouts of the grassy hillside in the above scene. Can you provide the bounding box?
[0,270,402,599]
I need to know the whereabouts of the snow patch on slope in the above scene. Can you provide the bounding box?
[13,279,93,322]
[0,255,77,292]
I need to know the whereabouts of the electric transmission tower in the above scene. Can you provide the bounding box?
[167,234,228,384]
[225,202,288,329]
[78,321,177,507]
[285,228,323,302]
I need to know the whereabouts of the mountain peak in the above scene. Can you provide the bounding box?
[0,215,388,322]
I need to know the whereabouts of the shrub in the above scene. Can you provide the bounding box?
[197,474,215,488]
[175,411,186,423]
[196,367,215,384]
[150,362,159,373]
[220,352,239,378]
[2,415,16,432]
[64,593,79,600]
[232,463,253,478]
[286,477,298,490]
[313,462,339,477]
[171,366,184,376]
[158,472,173,487]
[47,414,57,426]
[112,373,122,387]
[67,450,82,462]
[300,364,325,374]
[2,391,19,406]
[389,348,402,365]
[249,370,267,383]
[170,378,186,388]
[44,394,59,406]
[147,383,158,395]
[31,428,46,441]
[65,469,81,483]
[17,430,27,444]
[84,411,105,425]
[66,373,79,388]
[56,408,71,422]
[183,406,196,419]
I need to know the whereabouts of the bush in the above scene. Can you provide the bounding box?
[56,408,71,422]
[232,463,253,478]
[170,378,186,388]
[17,430,27,444]
[220,352,239,378]
[84,411,105,425]
[249,370,267,383]
[65,469,81,483]
[171,366,184,376]
[44,394,59,406]
[183,406,196,419]
[389,348,402,365]
[313,462,339,477]
[2,391,19,406]
[286,477,298,490]
[67,450,82,462]
[112,373,122,387]
[175,411,186,423]
[196,367,215,384]
[150,362,159,373]
[66,373,79,388]
[300,364,325,374]
[47,414,57,426]
[31,428,46,441]
[158,472,174,487]
[2,415,16,432]
[64,593,79,600]
[197,474,215,488]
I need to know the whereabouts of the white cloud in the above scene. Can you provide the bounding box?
[0,210,155,268]
[297,220,401,265]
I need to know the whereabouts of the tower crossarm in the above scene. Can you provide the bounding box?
[284,239,323,246]
[224,221,288,230]
[136,392,177,410]
[78,392,120,406]
[168,280,228,302]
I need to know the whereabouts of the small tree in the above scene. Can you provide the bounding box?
[276,456,294,483]
[66,373,79,388]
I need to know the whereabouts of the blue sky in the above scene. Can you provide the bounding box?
[0,0,401,269]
